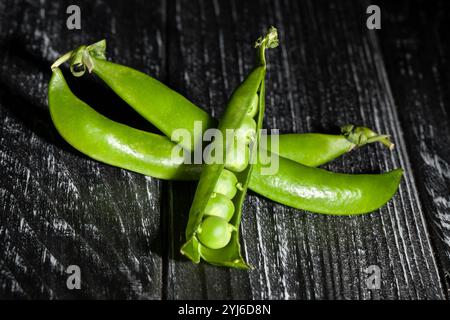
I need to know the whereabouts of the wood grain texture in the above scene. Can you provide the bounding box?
[379,0,450,288]
[164,0,445,299]
[0,0,447,299]
[0,0,166,299]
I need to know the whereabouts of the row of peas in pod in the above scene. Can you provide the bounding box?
[180,27,274,267]
[197,94,258,250]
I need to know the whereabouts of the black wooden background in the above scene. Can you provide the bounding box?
[0,0,449,299]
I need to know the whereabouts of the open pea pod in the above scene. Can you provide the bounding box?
[181,28,277,268]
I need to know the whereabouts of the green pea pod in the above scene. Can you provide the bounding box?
[48,68,202,181]
[268,126,394,167]
[48,68,402,217]
[252,155,403,214]
[51,40,213,153]
[180,27,277,268]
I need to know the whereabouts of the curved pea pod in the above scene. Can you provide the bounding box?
[51,40,214,153]
[251,154,403,215]
[90,57,216,153]
[48,68,202,180]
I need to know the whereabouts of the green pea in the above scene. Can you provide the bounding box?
[197,216,234,249]
[225,144,250,172]
[214,169,238,198]
[203,193,235,221]
[235,115,257,144]
[247,94,259,117]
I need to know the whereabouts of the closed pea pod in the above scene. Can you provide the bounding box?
[252,154,403,214]
[267,125,394,167]
[48,67,202,181]
[51,40,214,153]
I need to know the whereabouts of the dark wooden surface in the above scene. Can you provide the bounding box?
[0,0,449,299]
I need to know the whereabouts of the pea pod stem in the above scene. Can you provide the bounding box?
[255,26,279,67]
[50,51,72,71]
[51,40,107,76]
[341,124,394,150]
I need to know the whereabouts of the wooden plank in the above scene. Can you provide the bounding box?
[378,0,450,290]
[0,0,166,299]
[0,0,447,300]
[165,0,445,299]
